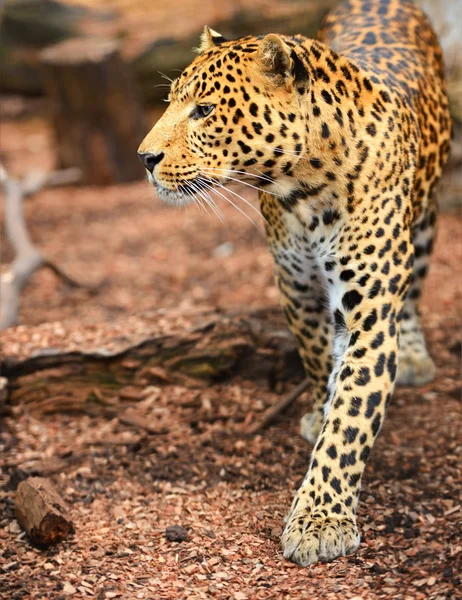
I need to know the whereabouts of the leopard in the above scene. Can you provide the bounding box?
[137,0,451,566]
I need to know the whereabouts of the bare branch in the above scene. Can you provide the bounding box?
[0,165,99,330]
[0,165,44,330]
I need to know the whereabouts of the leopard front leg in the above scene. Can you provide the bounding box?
[268,257,334,447]
[276,271,334,444]
[261,191,335,445]
[281,239,413,565]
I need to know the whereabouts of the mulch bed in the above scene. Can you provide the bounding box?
[0,316,460,599]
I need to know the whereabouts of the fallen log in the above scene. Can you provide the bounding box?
[15,477,74,546]
[2,307,305,417]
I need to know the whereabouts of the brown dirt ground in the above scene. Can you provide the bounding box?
[1,92,462,600]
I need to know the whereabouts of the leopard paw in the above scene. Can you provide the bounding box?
[281,511,360,566]
[300,410,323,445]
[396,351,436,386]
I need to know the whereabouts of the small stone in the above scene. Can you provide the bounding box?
[165,525,189,542]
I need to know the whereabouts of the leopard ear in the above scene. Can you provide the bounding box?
[258,34,293,80]
[196,26,228,53]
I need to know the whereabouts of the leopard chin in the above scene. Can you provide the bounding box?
[152,181,192,207]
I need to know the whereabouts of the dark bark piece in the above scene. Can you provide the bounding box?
[5,458,69,492]
[5,469,29,493]
[15,477,74,546]
[40,38,145,185]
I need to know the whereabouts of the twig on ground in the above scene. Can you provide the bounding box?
[247,378,310,434]
[0,165,102,330]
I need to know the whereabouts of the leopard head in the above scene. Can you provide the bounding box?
[138,27,311,206]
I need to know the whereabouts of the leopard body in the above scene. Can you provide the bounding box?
[138,0,451,565]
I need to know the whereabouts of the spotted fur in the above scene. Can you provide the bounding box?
[138,0,451,566]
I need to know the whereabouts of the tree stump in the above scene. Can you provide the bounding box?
[40,38,146,185]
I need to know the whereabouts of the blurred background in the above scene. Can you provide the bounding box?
[0,0,461,332]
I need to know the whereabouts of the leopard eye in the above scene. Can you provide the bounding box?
[190,104,215,119]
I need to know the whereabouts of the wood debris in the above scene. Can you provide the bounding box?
[14,477,75,546]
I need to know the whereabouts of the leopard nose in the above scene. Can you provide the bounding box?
[138,151,164,173]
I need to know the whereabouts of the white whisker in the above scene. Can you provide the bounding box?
[200,167,283,197]
[189,180,225,222]
[198,188,225,222]
[184,180,209,215]
[157,71,174,83]
[199,175,265,223]
[200,166,279,189]
[197,177,264,234]
[188,179,220,217]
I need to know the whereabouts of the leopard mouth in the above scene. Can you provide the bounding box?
[153,181,191,206]
[151,175,224,207]
[147,171,197,206]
